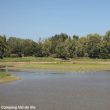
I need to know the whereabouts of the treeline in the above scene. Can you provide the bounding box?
[0,30,110,59]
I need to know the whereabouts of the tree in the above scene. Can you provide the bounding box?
[49,33,69,57]
[23,39,39,56]
[67,38,76,58]
[73,35,79,40]
[98,41,110,59]
[103,30,110,41]
[0,35,7,59]
[86,34,101,58]
[7,37,24,57]
[42,39,52,56]
[1,30,110,59]
[55,40,69,59]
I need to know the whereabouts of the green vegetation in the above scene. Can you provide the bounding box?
[0,72,10,78]
[15,63,110,72]
[0,30,110,59]
[0,35,7,59]
[0,72,19,83]
[0,30,110,73]
[0,57,110,72]
[1,56,110,62]
[0,57,60,62]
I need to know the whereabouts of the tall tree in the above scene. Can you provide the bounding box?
[86,34,101,58]
[0,35,7,59]
[103,30,110,41]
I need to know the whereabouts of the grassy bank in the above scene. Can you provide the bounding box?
[0,56,110,62]
[0,57,110,72]
[0,72,19,83]
[0,57,61,62]
[13,63,110,72]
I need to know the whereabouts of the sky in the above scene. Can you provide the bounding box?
[0,0,110,41]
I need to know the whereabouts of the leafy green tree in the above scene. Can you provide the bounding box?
[49,33,69,55]
[55,40,69,59]
[73,35,79,40]
[7,37,24,57]
[86,34,101,58]
[1,30,110,59]
[103,30,110,41]
[23,39,39,56]
[98,41,110,59]
[0,35,7,59]
[42,39,52,56]
[34,42,44,57]
[67,38,76,58]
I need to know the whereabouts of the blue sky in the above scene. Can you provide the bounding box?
[0,0,110,40]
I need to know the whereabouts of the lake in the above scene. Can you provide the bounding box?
[0,71,110,110]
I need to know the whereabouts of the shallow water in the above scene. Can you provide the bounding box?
[0,71,110,110]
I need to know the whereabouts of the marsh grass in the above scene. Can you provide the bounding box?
[11,63,110,72]
[0,57,110,72]
[0,56,110,62]
[0,72,19,83]
[0,57,61,62]
[0,72,10,78]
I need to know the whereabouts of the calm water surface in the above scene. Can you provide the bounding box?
[0,71,110,110]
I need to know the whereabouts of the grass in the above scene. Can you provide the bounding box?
[0,57,110,72]
[0,57,62,62]
[0,72,19,83]
[1,62,110,72]
[0,72,11,78]
[0,56,110,62]
[14,63,110,72]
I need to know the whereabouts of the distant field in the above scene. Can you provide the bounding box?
[0,56,110,62]
[8,63,109,72]
[0,57,110,72]
[0,57,60,62]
